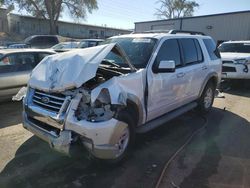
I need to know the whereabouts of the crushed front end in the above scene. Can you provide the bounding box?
[23,86,130,159]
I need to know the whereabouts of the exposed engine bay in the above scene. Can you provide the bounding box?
[74,64,129,122]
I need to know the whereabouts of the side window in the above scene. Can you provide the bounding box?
[179,38,200,65]
[194,39,203,62]
[0,53,36,73]
[88,41,97,47]
[156,39,181,67]
[0,54,17,73]
[47,36,58,44]
[203,39,221,60]
[38,53,52,62]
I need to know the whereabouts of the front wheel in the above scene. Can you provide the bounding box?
[197,82,216,114]
[92,111,135,164]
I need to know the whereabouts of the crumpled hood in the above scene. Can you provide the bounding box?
[220,52,250,60]
[29,44,117,92]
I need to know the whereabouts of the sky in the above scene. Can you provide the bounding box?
[62,0,250,30]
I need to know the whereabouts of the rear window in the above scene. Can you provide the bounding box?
[218,42,250,53]
[203,39,221,60]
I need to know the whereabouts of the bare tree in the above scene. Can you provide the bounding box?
[155,0,199,19]
[2,0,98,34]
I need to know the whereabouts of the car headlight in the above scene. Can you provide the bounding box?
[234,59,248,64]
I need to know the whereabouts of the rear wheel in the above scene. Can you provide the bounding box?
[197,82,216,113]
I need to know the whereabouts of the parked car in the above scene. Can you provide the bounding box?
[51,41,80,52]
[51,41,80,50]
[22,30,221,163]
[0,49,55,101]
[24,35,59,49]
[219,41,250,79]
[8,43,31,49]
[78,39,104,48]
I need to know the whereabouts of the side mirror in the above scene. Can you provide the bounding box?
[153,60,176,73]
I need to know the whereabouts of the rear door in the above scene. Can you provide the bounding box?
[178,38,207,101]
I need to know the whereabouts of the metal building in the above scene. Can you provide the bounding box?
[135,11,250,43]
[0,8,131,39]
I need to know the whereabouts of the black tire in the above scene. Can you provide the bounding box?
[197,82,216,114]
[92,111,135,164]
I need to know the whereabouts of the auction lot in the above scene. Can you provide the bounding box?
[0,86,250,188]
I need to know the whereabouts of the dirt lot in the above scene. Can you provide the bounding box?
[0,87,250,188]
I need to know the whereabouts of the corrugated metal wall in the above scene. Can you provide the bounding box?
[135,11,250,42]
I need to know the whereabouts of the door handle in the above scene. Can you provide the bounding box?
[202,66,208,70]
[177,72,185,78]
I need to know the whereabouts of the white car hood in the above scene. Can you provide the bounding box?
[29,43,121,92]
[220,52,250,60]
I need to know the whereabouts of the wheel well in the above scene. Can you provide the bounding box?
[208,76,218,88]
[125,100,139,126]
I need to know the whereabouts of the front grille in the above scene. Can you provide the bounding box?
[222,61,234,64]
[222,66,236,72]
[32,90,66,113]
[27,116,60,136]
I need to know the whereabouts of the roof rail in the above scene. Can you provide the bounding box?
[131,29,205,35]
[169,30,205,35]
[131,30,170,34]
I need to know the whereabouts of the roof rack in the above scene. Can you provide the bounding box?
[168,30,205,35]
[131,29,205,36]
[131,30,170,34]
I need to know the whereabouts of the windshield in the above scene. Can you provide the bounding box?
[103,37,157,68]
[219,43,250,53]
[0,53,3,59]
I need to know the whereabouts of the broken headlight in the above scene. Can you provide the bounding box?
[75,89,115,122]
[234,59,249,64]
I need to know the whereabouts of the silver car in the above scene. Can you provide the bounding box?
[0,49,55,101]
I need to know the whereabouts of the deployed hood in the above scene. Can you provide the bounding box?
[220,52,250,60]
[29,43,134,92]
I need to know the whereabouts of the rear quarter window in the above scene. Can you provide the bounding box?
[203,39,221,60]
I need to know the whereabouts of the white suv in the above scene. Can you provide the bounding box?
[22,30,222,162]
[219,41,250,79]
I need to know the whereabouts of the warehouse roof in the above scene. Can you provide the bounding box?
[135,10,250,24]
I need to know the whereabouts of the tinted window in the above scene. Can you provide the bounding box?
[156,39,181,67]
[194,39,203,62]
[218,42,250,53]
[203,39,221,60]
[37,52,53,62]
[0,53,37,73]
[180,39,200,65]
[46,36,58,43]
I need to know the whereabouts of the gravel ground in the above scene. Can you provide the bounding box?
[0,87,249,188]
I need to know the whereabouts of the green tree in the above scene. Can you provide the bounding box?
[155,0,199,19]
[2,0,98,34]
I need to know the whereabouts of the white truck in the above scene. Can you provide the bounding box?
[219,41,250,80]
[22,30,222,163]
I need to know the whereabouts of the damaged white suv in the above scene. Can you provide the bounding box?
[23,30,221,162]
